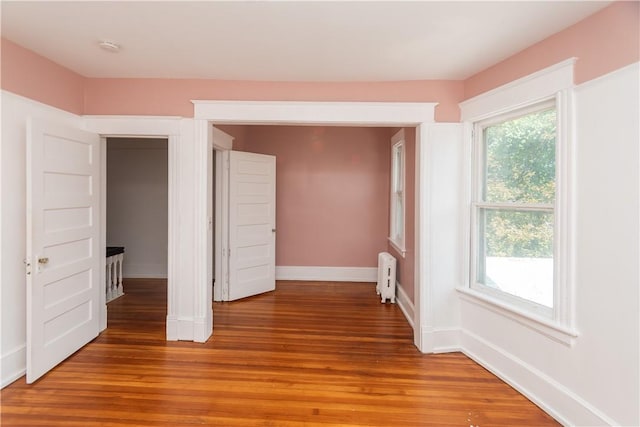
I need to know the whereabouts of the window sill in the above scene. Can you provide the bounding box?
[387,238,406,258]
[456,287,579,346]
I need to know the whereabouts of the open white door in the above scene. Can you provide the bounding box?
[228,151,276,301]
[26,119,101,383]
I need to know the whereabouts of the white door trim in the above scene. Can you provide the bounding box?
[211,128,233,303]
[84,116,182,341]
[192,100,437,351]
[193,101,436,126]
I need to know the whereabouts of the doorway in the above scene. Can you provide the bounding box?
[104,137,169,326]
[194,101,438,351]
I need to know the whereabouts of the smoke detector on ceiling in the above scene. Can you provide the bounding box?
[98,40,121,53]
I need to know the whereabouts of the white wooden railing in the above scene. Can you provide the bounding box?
[106,247,124,303]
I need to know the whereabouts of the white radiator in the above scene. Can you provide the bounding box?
[377,252,396,303]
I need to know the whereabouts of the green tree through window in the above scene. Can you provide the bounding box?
[483,108,556,258]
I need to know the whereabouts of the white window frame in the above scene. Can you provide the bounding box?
[389,129,406,257]
[458,59,578,345]
[470,100,556,318]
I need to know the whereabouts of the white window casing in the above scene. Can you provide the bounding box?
[458,59,578,345]
[389,129,406,257]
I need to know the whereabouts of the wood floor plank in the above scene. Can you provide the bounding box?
[1,279,559,426]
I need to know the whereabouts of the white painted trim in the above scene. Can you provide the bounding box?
[211,126,234,150]
[193,119,212,343]
[457,287,578,346]
[275,266,377,282]
[415,123,434,353]
[1,345,27,388]
[387,238,406,258]
[1,90,81,120]
[213,149,229,302]
[460,329,619,427]
[389,129,406,256]
[460,58,576,121]
[193,101,437,126]
[83,115,182,136]
[165,133,180,341]
[413,123,427,350]
[99,137,107,332]
[462,61,578,337]
[165,315,179,341]
[395,282,414,328]
[174,316,195,342]
[91,115,180,341]
[430,329,461,353]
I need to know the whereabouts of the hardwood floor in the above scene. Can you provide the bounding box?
[1,279,559,426]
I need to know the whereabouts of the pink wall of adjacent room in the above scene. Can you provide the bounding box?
[231,125,391,269]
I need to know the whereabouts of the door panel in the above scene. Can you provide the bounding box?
[228,151,276,301]
[26,119,101,383]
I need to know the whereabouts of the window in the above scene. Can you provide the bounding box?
[472,102,556,317]
[389,129,405,256]
[460,59,577,343]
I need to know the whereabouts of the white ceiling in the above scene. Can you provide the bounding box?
[1,1,610,82]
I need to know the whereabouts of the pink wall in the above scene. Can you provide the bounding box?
[464,1,640,99]
[3,2,637,120]
[83,79,463,122]
[215,124,249,150]
[387,128,415,302]
[234,125,391,268]
[0,38,85,115]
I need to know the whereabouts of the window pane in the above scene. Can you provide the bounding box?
[484,108,556,204]
[477,208,554,307]
[393,145,403,191]
[395,194,403,240]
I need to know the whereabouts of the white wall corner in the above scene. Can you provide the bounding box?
[395,282,415,329]
[431,329,461,353]
[460,329,620,427]
[419,326,435,353]
[1,345,26,388]
[275,266,377,282]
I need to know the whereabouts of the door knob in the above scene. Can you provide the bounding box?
[38,257,49,265]
[272,229,276,233]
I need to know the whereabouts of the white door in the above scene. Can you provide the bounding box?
[26,119,101,383]
[228,151,276,301]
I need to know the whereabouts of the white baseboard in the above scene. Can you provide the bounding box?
[276,266,377,282]
[419,327,462,354]
[395,282,415,328]
[193,312,213,343]
[1,345,26,388]
[123,273,168,279]
[166,315,196,341]
[460,329,618,427]
[431,328,462,353]
[123,264,167,279]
